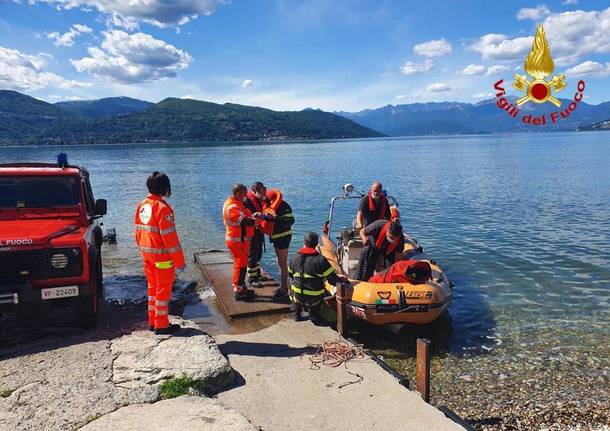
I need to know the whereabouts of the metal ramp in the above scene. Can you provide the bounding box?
[194,250,291,319]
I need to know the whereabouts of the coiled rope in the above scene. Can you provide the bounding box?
[303,340,368,388]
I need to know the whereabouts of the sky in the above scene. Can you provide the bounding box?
[1,0,610,111]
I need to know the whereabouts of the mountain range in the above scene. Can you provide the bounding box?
[0,90,381,145]
[337,98,610,135]
[1,89,610,146]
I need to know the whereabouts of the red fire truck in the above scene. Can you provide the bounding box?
[0,155,106,328]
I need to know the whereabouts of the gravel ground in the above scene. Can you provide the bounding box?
[366,328,610,431]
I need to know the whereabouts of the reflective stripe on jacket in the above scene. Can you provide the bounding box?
[288,247,338,299]
[223,196,254,242]
[135,194,185,269]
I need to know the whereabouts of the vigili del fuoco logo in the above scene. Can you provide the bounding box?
[493,25,586,126]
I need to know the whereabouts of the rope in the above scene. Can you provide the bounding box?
[302,340,368,388]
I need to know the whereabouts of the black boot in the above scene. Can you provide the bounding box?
[291,304,303,322]
[235,289,256,301]
[154,323,181,335]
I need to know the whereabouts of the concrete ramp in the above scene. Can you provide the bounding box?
[215,319,465,431]
[194,250,291,319]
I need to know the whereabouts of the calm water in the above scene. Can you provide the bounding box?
[1,132,609,354]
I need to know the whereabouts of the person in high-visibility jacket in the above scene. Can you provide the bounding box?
[265,188,295,302]
[223,183,258,301]
[288,232,346,322]
[135,172,185,335]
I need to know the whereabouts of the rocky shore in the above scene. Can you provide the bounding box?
[364,327,610,431]
[0,301,256,431]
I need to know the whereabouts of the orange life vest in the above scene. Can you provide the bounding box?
[246,190,274,235]
[134,194,185,269]
[223,196,254,242]
[368,260,431,284]
[375,221,399,255]
[368,192,389,221]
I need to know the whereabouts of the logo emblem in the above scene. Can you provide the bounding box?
[377,291,392,300]
[513,25,566,107]
[139,204,152,225]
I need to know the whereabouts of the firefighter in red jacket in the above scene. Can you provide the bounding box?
[223,183,258,301]
[135,172,185,335]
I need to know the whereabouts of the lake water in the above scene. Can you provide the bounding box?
[1,133,609,354]
[3,132,609,426]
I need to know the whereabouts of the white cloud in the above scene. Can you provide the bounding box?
[181,94,196,99]
[401,59,433,75]
[413,39,452,58]
[485,65,511,75]
[565,60,610,77]
[472,7,610,66]
[470,33,533,61]
[541,7,610,65]
[563,0,577,4]
[29,0,225,28]
[70,30,192,83]
[473,92,493,99]
[426,83,451,93]
[45,24,92,47]
[460,64,486,75]
[517,5,551,21]
[0,46,90,91]
[241,79,253,88]
[394,94,406,100]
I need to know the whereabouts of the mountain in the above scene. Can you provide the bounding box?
[338,99,610,136]
[37,98,382,144]
[56,97,153,119]
[0,91,381,145]
[0,90,79,144]
[578,119,610,131]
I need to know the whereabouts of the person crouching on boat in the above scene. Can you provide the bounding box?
[223,183,258,301]
[288,232,346,323]
[368,260,432,284]
[355,220,404,281]
[355,181,391,229]
[135,172,185,335]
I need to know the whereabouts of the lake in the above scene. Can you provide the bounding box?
[1,133,609,424]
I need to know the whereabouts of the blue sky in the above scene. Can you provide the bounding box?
[1,0,610,111]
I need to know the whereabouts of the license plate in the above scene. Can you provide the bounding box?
[41,286,79,300]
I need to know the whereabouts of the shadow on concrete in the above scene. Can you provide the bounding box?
[219,340,315,358]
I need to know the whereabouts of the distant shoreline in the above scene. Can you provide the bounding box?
[1,129,604,149]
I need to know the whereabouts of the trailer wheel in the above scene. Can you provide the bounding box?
[75,252,101,329]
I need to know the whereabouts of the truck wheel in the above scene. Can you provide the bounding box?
[76,253,101,329]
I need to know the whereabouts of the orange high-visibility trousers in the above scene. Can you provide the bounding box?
[143,258,175,329]
[226,240,250,291]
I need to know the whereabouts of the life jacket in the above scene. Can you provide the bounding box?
[368,260,432,284]
[265,189,294,239]
[368,192,389,222]
[223,196,254,242]
[134,194,185,269]
[247,191,274,235]
[246,190,265,213]
[266,188,283,211]
[375,221,399,255]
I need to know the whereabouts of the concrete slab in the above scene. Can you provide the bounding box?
[215,319,464,431]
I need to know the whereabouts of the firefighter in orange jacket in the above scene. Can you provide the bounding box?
[135,172,185,335]
[223,183,258,301]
